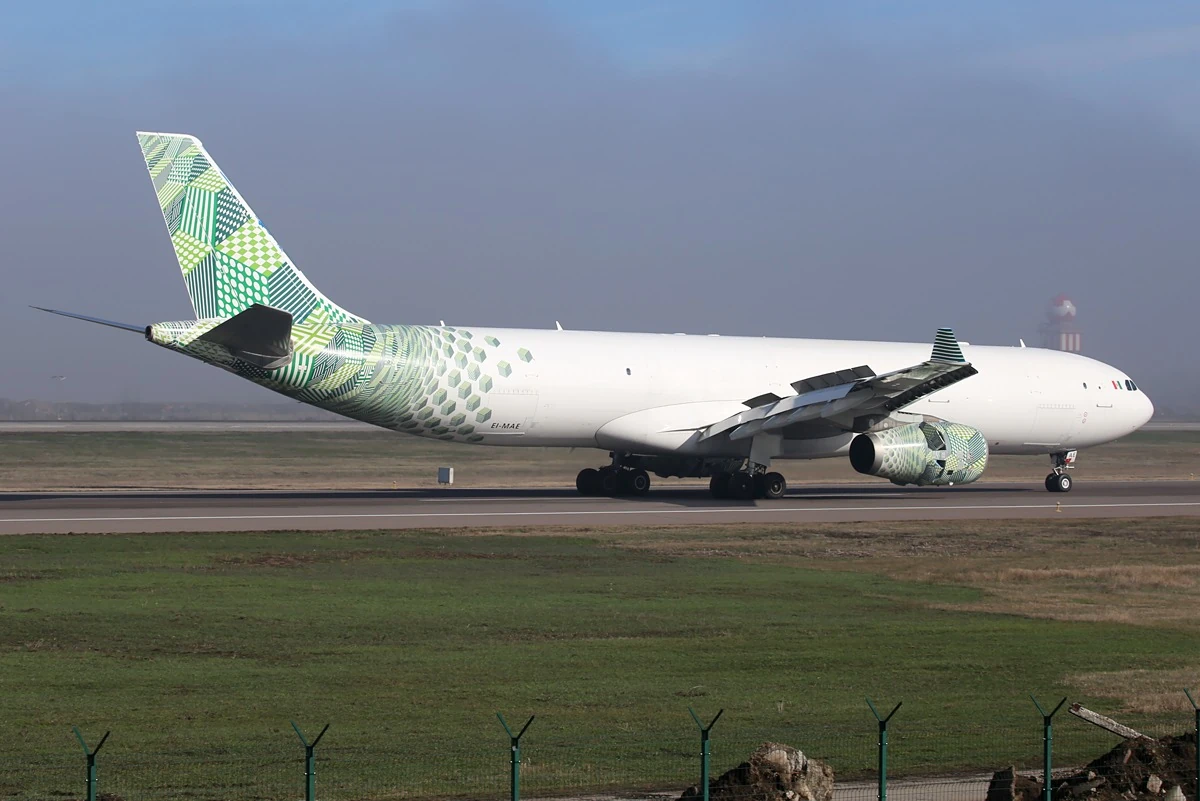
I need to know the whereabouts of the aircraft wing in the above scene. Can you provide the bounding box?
[698,328,977,441]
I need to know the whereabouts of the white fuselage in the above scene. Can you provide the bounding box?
[448,328,1153,459]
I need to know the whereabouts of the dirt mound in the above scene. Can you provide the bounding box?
[678,742,834,801]
[990,733,1196,801]
[1082,733,1196,800]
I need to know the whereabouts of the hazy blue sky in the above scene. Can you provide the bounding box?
[3,1,1199,410]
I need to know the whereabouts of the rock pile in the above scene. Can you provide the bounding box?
[678,742,834,801]
[988,733,1197,801]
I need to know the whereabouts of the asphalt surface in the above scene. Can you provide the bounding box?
[2,480,1199,534]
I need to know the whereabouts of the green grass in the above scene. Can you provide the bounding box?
[3,522,1200,798]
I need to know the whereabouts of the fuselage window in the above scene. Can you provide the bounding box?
[1082,382,1088,389]
[626,368,631,375]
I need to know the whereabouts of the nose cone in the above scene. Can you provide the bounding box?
[1136,391,1155,429]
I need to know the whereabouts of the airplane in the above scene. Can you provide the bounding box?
[35,132,1154,500]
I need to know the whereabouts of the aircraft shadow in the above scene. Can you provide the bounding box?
[0,483,1032,507]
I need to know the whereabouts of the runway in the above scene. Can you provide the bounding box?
[2,480,1199,534]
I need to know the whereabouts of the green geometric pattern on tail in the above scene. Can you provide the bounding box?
[136,132,365,326]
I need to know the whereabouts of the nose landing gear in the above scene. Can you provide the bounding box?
[1045,450,1077,493]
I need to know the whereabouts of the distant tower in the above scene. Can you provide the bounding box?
[1041,294,1081,352]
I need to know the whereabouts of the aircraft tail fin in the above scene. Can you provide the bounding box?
[135,132,366,325]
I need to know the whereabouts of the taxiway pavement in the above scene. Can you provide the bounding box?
[2,480,1198,534]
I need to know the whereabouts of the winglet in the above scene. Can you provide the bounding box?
[930,328,967,364]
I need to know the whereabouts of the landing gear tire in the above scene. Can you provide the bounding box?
[730,473,756,501]
[621,468,651,496]
[598,467,621,496]
[576,468,601,496]
[1046,472,1072,493]
[709,473,732,499]
[761,472,787,500]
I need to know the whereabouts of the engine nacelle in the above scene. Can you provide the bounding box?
[848,421,989,486]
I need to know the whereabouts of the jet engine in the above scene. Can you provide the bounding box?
[848,421,989,486]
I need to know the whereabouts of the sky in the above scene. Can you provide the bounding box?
[3,1,1199,411]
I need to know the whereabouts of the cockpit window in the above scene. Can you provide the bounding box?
[1125,379,1138,391]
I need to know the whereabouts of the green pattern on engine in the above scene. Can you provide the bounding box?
[149,320,533,444]
[870,421,989,486]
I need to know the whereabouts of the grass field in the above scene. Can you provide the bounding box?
[4,519,1200,799]
[2,428,1198,490]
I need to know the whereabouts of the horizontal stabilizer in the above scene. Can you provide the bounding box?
[31,306,146,334]
[197,303,294,369]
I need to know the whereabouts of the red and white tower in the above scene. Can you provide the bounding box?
[1041,294,1081,352]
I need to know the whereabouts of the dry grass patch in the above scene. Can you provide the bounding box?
[583,518,1200,630]
[1070,668,1200,715]
[3,429,1199,490]
[970,565,1200,590]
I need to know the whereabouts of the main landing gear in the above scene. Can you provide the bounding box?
[1044,450,1077,493]
[709,470,787,501]
[576,465,651,497]
[574,454,788,500]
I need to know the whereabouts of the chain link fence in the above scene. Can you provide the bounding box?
[3,701,1198,801]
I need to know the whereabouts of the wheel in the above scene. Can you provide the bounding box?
[709,473,731,499]
[762,472,787,500]
[730,473,756,501]
[576,468,601,496]
[598,468,621,496]
[618,468,650,496]
[1044,473,1058,492]
[624,469,651,496]
[1056,473,1072,493]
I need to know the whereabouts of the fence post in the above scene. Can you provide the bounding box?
[688,706,724,801]
[291,721,330,801]
[71,726,110,801]
[1030,695,1067,801]
[867,698,902,801]
[1185,690,1200,801]
[497,712,535,801]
